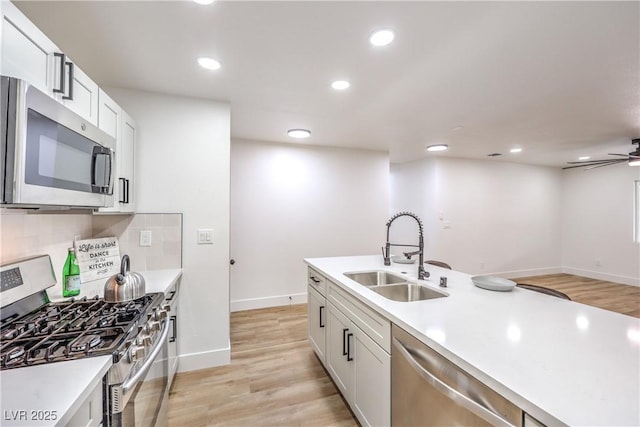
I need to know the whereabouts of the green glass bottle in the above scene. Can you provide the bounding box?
[62,247,81,297]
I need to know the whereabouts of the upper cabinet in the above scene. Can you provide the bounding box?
[2,1,136,213]
[1,2,99,125]
[98,90,136,214]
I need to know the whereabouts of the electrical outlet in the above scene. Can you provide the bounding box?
[139,230,152,247]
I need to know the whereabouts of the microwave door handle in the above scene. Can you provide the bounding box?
[91,147,112,194]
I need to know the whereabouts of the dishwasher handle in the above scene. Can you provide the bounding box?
[392,336,516,427]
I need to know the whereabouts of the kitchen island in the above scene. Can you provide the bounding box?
[0,269,182,426]
[305,255,640,426]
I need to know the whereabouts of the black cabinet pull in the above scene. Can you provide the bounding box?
[124,178,130,204]
[53,53,66,94]
[347,333,353,361]
[165,291,176,301]
[342,328,349,356]
[310,276,321,284]
[169,315,177,342]
[319,306,325,328]
[119,178,126,203]
[63,61,74,100]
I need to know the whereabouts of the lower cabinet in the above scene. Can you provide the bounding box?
[327,301,390,427]
[66,380,103,427]
[166,278,180,390]
[307,267,390,427]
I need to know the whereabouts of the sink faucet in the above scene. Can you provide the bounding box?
[382,212,430,280]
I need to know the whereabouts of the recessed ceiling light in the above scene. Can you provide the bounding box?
[369,29,394,47]
[426,144,448,152]
[452,125,464,132]
[197,57,221,70]
[578,156,591,161]
[287,129,311,139]
[193,0,215,4]
[331,80,350,90]
[510,148,523,153]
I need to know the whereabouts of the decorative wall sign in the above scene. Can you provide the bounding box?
[75,237,121,283]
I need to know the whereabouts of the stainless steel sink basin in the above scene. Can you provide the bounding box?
[370,283,447,302]
[344,271,406,287]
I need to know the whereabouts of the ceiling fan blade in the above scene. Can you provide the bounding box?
[562,159,625,170]
[584,160,626,170]
[565,159,622,165]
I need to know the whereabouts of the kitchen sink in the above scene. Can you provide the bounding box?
[370,283,447,302]
[344,270,406,287]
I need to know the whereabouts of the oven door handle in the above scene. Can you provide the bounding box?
[122,318,170,395]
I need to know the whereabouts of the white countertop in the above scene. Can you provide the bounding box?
[0,269,183,426]
[47,268,183,301]
[0,356,111,426]
[306,255,640,426]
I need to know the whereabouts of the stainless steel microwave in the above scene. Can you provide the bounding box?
[1,76,115,209]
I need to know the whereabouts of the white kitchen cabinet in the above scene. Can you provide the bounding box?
[307,267,327,362]
[1,1,98,125]
[1,1,58,95]
[97,94,136,214]
[308,285,326,362]
[66,380,103,427]
[166,278,180,390]
[308,270,390,427]
[61,62,99,126]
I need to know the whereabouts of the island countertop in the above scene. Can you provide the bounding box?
[305,255,640,426]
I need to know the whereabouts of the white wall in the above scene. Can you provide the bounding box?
[562,165,640,285]
[230,139,389,311]
[108,88,231,371]
[391,158,564,277]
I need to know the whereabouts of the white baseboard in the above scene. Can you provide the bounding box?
[177,346,230,373]
[562,267,640,287]
[230,292,307,312]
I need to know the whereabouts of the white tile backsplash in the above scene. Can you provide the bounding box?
[0,210,182,293]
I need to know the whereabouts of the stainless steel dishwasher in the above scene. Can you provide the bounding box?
[392,325,523,427]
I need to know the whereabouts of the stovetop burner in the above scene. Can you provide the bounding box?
[0,294,161,370]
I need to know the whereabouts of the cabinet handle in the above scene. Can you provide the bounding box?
[310,276,321,284]
[118,178,126,203]
[347,333,353,361]
[342,328,349,356]
[124,178,130,204]
[63,61,74,100]
[319,306,325,328]
[165,291,176,301]
[53,53,66,94]
[169,315,177,343]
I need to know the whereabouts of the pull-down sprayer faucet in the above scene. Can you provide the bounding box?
[382,212,430,280]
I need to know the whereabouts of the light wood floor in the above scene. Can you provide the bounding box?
[167,274,639,426]
[168,304,358,427]
[512,273,640,318]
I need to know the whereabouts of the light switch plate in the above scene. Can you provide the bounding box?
[139,230,152,247]
[198,228,214,245]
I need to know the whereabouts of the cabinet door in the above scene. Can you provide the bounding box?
[1,1,58,94]
[307,285,326,362]
[97,90,122,213]
[352,326,391,427]
[326,303,354,400]
[61,62,99,125]
[119,111,136,213]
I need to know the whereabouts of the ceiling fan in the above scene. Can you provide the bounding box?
[563,138,640,170]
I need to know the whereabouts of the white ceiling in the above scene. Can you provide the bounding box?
[14,1,640,167]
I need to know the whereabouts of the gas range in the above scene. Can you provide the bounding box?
[0,255,171,427]
[0,292,164,370]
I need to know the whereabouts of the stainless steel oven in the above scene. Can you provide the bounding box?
[107,307,170,427]
[1,75,115,208]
